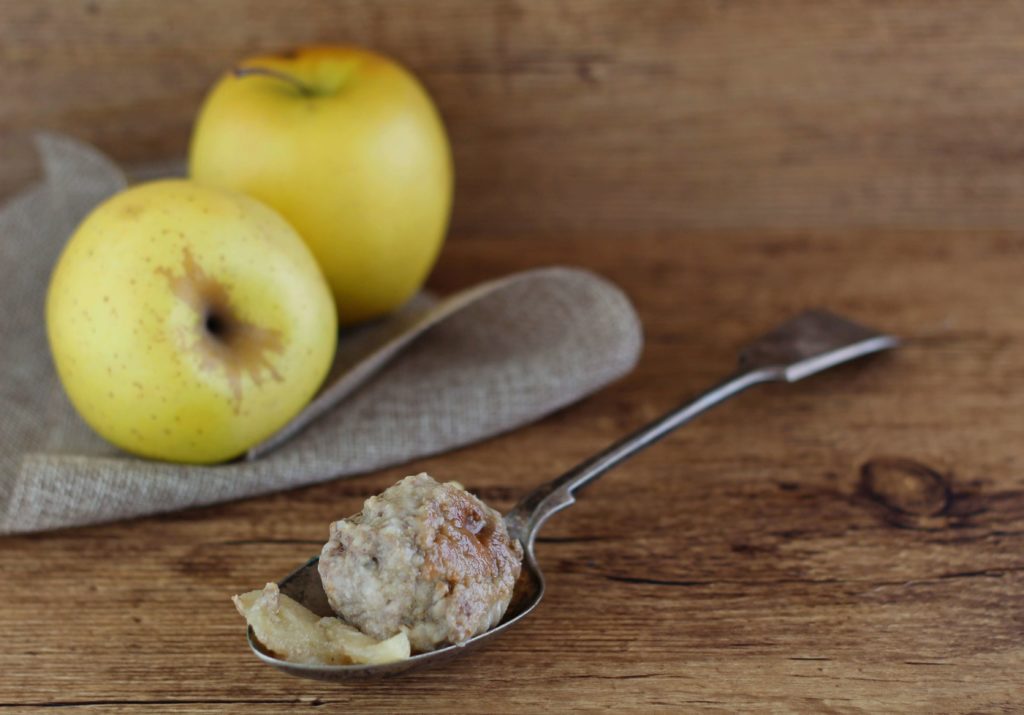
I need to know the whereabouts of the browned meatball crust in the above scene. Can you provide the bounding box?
[318,473,523,652]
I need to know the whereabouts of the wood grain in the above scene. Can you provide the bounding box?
[3,231,1023,712]
[4,1,1024,710]
[7,1,1024,234]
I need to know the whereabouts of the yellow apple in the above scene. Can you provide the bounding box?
[46,179,337,464]
[189,45,453,325]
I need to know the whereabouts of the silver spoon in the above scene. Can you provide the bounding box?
[246,309,899,681]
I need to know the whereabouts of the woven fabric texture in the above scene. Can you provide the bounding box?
[0,135,642,534]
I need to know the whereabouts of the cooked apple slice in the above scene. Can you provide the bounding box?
[233,583,410,665]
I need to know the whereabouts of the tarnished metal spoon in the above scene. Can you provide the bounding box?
[247,309,899,681]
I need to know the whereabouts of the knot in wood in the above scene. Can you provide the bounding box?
[859,458,951,517]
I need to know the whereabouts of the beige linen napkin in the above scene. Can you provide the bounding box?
[0,134,642,535]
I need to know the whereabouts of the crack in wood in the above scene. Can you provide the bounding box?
[536,535,609,544]
[214,539,323,547]
[0,698,320,709]
[603,574,850,587]
[922,530,1024,545]
[563,673,664,680]
[603,565,1024,589]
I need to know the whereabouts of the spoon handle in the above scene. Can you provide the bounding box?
[503,309,900,550]
[504,367,773,549]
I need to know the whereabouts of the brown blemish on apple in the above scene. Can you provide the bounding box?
[121,203,146,220]
[156,248,283,412]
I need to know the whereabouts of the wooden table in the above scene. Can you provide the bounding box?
[3,230,1022,712]
[5,1,1024,711]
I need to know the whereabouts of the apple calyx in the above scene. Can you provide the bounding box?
[158,248,285,412]
[233,66,318,97]
[204,311,229,341]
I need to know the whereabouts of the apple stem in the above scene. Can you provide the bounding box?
[232,66,316,96]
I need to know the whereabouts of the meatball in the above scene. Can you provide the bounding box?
[318,473,523,652]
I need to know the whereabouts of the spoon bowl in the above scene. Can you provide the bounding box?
[245,309,899,681]
[248,540,545,680]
